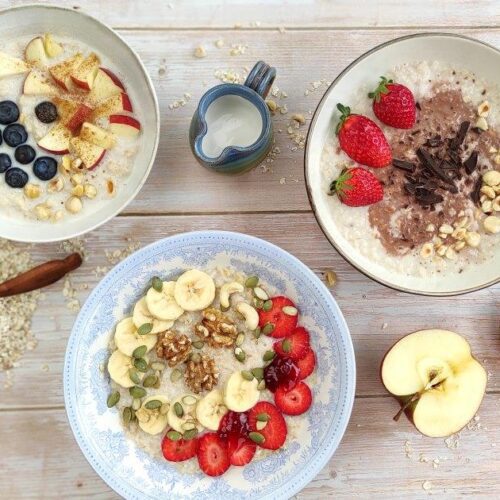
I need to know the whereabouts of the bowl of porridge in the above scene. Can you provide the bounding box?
[305,33,500,295]
[64,231,355,499]
[0,5,159,242]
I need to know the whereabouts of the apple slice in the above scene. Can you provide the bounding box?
[92,93,132,120]
[70,52,101,91]
[23,71,59,96]
[87,68,125,104]
[109,114,141,137]
[25,37,48,67]
[0,51,29,78]
[70,137,106,169]
[79,122,116,149]
[53,97,93,133]
[43,33,63,58]
[38,123,72,154]
[49,53,83,91]
[381,329,487,438]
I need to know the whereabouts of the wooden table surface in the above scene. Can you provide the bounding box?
[0,1,499,498]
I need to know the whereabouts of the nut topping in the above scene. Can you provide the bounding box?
[156,330,192,367]
[194,308,238,348]
[184,353,219,394]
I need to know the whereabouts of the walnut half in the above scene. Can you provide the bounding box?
[184,354,219,394]
[156,330,192,367]
[194,308,238,348]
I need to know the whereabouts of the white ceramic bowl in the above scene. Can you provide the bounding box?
[305,33,500,296]
[0,4,159,242]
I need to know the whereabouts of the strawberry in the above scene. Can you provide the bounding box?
[258,296,298,338]
[369,77,416,129]
[275,381,312,416]
[229,440,256,466]
[218,410,254,466]
[274,326,311,362]
[248,402,287,450]
[336,103,392,167]
[297,349,316,380]
[329,167,383,207]
[161,434,198,462]
[197,433,230,477]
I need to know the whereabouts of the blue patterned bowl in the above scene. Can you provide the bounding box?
[64,231,356,499]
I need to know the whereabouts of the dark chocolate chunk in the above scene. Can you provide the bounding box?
[415,191,444,205]
[393,159,416,172]
[447,149,462,167]
[463,151,478,175]
[470,127,482,135]
[449,121,470,149]
[425,135,442,147]
[404,183,416,195]
[471,176,483,205]
[417,148,456,186]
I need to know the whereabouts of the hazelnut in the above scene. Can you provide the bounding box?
[65,196,83,214]
[425,224,435,232]
[51,210,64,222]
[495,154,500,166]
[24,183,41,199]
[451,227,466,240]
[47,177,64,193]
[71,184,84,197]
[60,155,72,175]
[84,184,97,199]
[477,101,490,117]
[445,247,457,260]
[454,241,466,251]
[493,196,500,212]
[482,170,500,187]
[420,243,434,259]
[480,185,496,199]
[34,203,51,220]
[475,116,488,131]
[70,173,84,186]
[436,245,447,257]
[483,215,500,234]
[71,158,84,171]
[439,224,454,234]
[481,199,493,213]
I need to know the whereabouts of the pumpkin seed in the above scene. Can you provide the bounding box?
[263,350,275,362]
[130,408,137,422]
[235,332,245,347]
[170,369,182,382]
[142,375,158,388]
[174,402,184,417]
[245,275,259,288]
[145,399,162,410]
[129,368,141,384]
[282,306,298,316]
[192,340,205,349]
[183,428,198,440]
[253,327,262,339]
[151,361,165,371]
[234,347,246,363]
[160,402,170,415]
[134,357,148,372]
[282,338,292,353]
[262,323,275,335]
[251,367,264,380]
[257,379,266,390]
[249,431,265,444]
[190,352,201,363]
[152,276,163,292]
[129,386,147,399]
[167,430,182,441]
[241,370,254,381]
[182,395,197,406]
[253,298,264,309]
[107,391,120,408]
[137,323,153,335]
[220,304,230,312]
[153,378,161,389]
[182,421,197,431]
[123,407,132,425]
[256,412,270,422]
[132,398,142,411]
[253,286,268,301]
[262,300,273,312]
[256,420,268,431]
[132,345,147,358]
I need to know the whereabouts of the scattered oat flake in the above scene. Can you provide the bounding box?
[214,39,224,48]
[381,322,388,330]
[168,93,192,110]
[229,44,248,56]
[193,45,207,58]
[422,481,432,491]
[214,68,246,84]
[105,239,141,265]
[279,177,286,185]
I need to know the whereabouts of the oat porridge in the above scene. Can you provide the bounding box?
[321,61,500,278]
[106,268,317,477]
[0,33,141,223]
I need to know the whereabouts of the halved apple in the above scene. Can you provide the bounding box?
[92,93,132,120]
[70,137,106,169]
[381,329,487,438]
[23,71,59,96]
[53,97,93,133]
[43,33,63,58]
[0,51,29,78]
[79,122,116,149]
[87,68,125,104]
[109,114,141,137]
[38,123,72,154]
[25,37,48,67]
[70,52,101,91]
[49,53,83,91]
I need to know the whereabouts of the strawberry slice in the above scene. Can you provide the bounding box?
[297,349,316,380]
[258,296,298,338]
[218,410,254,465]
[197,433,230,477]
[274,327,311,361]
[275,381,312,416]
[229,440,256,466]
[248,401,287,450]
[161,434,198,462]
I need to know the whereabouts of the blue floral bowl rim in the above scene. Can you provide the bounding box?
[63,230,356,499]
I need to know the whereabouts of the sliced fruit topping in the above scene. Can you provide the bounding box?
[33,157,58,181]
[49,53,83,91]
[35,101,58,124]
[167,394,203,434]
[0,100,20,125]
[23,71,58,96]
[274,326,311,362]
[0,51,29,78]
[229,439,256,466]
[43,33,63,58]
[92,93,132,120]
[162,433,198,462]
[174,269,216,312]
[25,37,47,67]
[109,114,141,137]
[53,97,93,133]
[274,381,312,416]
[369,77,416,129]
[69,137,106,169]
[217,410,255,465]
[3,124,28,147]
[197,432,230,477]
[107,349,144,388]
[264,355,300,393]
[146,280,184,321]
[38,123,72,155]
[224,371,260,412]
[329,167,384,207]
[132,297,173,334]
[258,296,298,338]
[196,388,228,431]
[88,67,125,104]
[79,122,116,149]
[136,395,169,435]
[248,401,287,450]
[114,316,156,357]
[71,52,101,91]
[297,349,316,380]
[336,103,392,168]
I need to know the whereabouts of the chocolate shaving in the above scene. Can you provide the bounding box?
[425,135,442,147]
[449,121,470,150]
[404,183,416,195]
[415,190,444,205]
[393,159,416,172]
[446,149,462,167]
[471,176,483,205]
[463,151,478,175]
[417,148,456,186]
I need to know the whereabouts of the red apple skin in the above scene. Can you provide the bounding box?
[122,93,133,112]
[109,114,141,130]
[38,144,70,155]
[100,68,125,90]
[70,75,91,91]
[49,70,68,91]
[88,150,106,170]
[66,104,93,133]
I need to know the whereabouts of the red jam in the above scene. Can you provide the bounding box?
[218,410,250,453]
[264,356,300,393]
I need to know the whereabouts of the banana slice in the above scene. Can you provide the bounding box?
[114,317,157,356]
[146,281,184,321]
[219,282,244,308]
[136,395,170,435]
[174,269,216,311]
[107,349,145,388]
[167,394,204,434]
[133,297,174,333]
[196,389,228,431]
[224,371,260,412]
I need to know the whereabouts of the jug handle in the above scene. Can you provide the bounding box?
[244,61,276,99]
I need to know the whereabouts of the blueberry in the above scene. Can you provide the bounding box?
[15,145,36,164]
[3,124,28,147]
[5,167,28,188]
[0,101,20,125]
[35,101,58,124]
[33,156,57,181]
[0,153,11,173]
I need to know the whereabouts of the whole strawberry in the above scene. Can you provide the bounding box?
[329,167,383,207]
[368,77,416,129]
[336,103,392,168]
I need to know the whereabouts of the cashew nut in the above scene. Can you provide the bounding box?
[219,282,244,308]
[236,302,259,330]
